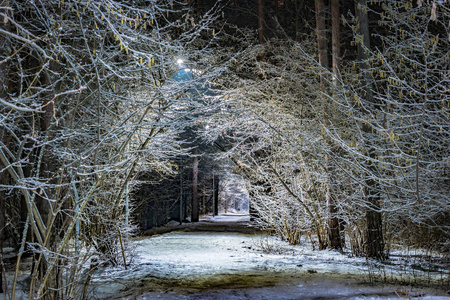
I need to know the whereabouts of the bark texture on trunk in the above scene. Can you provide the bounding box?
[331,0,340,82]
[0,8,11,293]
[365,179,384,259]
[272,0,278,17]
[213,175,219,216]
[328,195,343,249]
[257,0,265,44]
[0,176,4,294]
[35,61,60,239]
[179,167,183,224]
[327,0,344,250]
[191,156,199,222]
[202,186,206,215]
[315,0,329,86]
[249,200,257,222]
[355,0,371,82]
[355,0,384,259]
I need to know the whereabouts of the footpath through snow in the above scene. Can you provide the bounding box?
[89,213,450,300]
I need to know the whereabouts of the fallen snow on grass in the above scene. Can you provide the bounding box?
[89,231,449,299]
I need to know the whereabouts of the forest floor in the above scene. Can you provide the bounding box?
[87,213,450,300]
[141,212,257,236]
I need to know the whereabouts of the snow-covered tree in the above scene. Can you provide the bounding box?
[202,0,449,259]
[0,0,227,298]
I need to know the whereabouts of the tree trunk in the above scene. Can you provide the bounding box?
[37,60,60,229]
[328,195,342,249]
[365,176,384,259]
[331,0,340,84]
[355,0,384,259]
[213,175,219,216]
[315,0,329,86]
[249,200,257,221]
[326,0,344,250]
[314,0,342,250]
[294,1,300,40]
[191,156,199,222]
[257,0,265,44]
[273,0,278,17]
[355,0,371,85]
[179,166,183,224]
[0,178,4,294]
[0,8,11,293]
[202,185,206,215]
[0,170,4,294]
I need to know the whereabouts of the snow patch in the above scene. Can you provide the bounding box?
[88,231,449,299]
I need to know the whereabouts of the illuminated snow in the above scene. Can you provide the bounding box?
[87,215,449,299]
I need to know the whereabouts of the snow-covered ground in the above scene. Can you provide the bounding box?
[87,214,449,300]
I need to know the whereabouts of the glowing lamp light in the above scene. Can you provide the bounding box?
[177,58,184,64]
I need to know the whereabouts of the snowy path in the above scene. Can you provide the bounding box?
[89,214,449,299]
